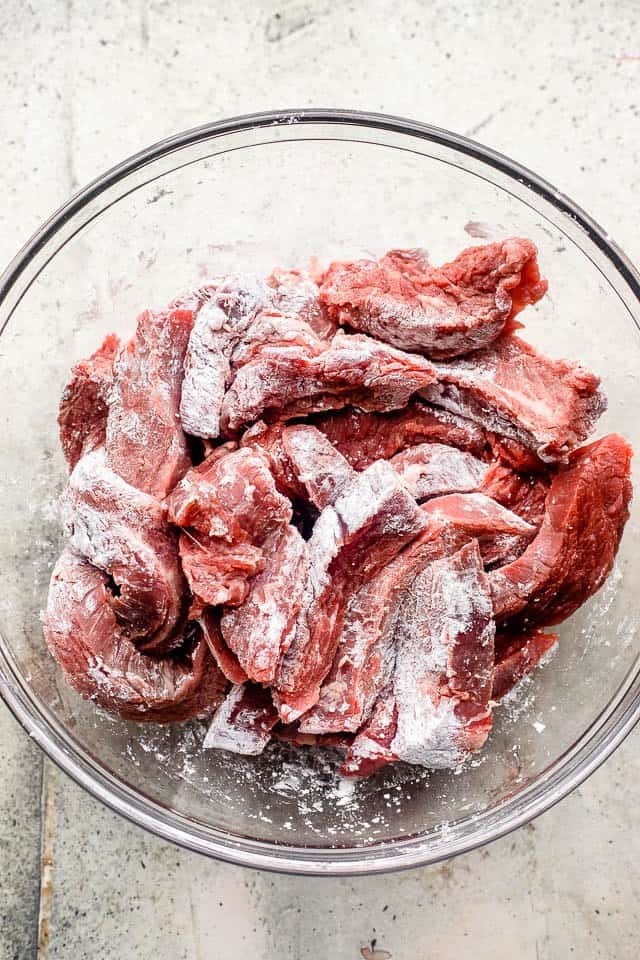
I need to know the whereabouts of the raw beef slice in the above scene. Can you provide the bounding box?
[61,449,187,653]
[320,238,547,358]
[311,401,487,469]
[490,433,633,625]
[106,307,193,498]
[343,541,496,776]
[492,628,559,700]
[391,442,489,500]
[422,334,606,462]
[44,550,226,722]
[58,333,120,469]
[274,461,425,722]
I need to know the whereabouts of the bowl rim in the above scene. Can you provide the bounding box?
[1,107,639,876]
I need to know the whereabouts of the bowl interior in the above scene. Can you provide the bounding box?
[0,116,638,871]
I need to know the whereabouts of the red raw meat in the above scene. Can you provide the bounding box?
[44,550,226,722]
[391,442,489,500]
[422,491,536,567]
[344,541,496,777]
[487,434,548,474]
[490,434,633,625]
[179,530,264,612]
[274,461,425,722]
[58,334,120,469]
[320,239,547,358]
[219,330,437,435]
[198,607,248,684]
[220,524,309,684]
[179,272,327,438]
[105,308,193,499]
[300,519,468,735]
[267,268,336,339]
[203,684,279,755]
[281,425,355,510]
[340,686,398,778]
[422,334,606,462]
[179,276,270,438]
[480,463,549,527]
[492,628,559,700]
[311,401,487,469]
[61,449,187,653]
[240,421,309,502]
[165,446,291,541]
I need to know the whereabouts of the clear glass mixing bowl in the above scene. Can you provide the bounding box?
[0,110,638,875]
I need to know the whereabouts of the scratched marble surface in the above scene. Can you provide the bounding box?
[1,1,639,957]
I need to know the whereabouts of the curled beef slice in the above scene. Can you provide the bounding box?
[320,238,547,358]
[179,530,264,611]
[492,628,559,701]
[58,333,120,469]
[44,550,226,722]
[391,442,489,501]
[61,449,187,653]
[391,540,495,769]
[203,684,279,755]
[179,276,270,438]
[220,525,309,685]
[267,268,336,339]
[165,446,291,540]
[490,434,633,625]
[300,519,469,735]
[422,334,606,462]
[105,308,193,499]
[311,401,487,469]
[274,461,425,723]
[220,330,437,435]
[198,607,248,684]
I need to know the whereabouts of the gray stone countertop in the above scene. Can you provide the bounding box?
[1,1,639,957]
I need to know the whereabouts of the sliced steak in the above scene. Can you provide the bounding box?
[268,268,336,339]
[492,628,559,700]
[219,331,437,435]
[340,686,398,778]
[281,424,355,510]
[320,238,547,358]
[311,401,487,468]
[490,434,633,625]
[422,334,606,462]
[391,442,489,500]
[203,684,279,755]
[179,531,264,612]
[274,461,425,723]
[44,550,226,722]
[299,520,468,735]
[61,449,187,653]
[106,308,193,498]
[58,333,120,469]
[220,525,309,685]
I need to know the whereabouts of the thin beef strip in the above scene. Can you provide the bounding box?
[61,449,187,653]
[320,238,547,358]
[274,461,425,723]
[105,308,193,499]
[490,434,633,625]
[198,608,248,684]
[422,334,606,462]
[44,550,226,722]
[220,524,309,685]
[281,424,356,510]
[219,330,438,435]
[58,333,120,469]
[203,683,280,755]
[311,401,487,468]
[391,442,490,500]
[343,541,495,777]
[299,519,470,735]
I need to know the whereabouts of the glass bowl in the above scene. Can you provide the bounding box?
[0,110,638,876]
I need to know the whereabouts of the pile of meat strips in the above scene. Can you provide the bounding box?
[45,238,633,778]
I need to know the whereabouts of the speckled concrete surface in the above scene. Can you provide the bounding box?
[1,1,639,957]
